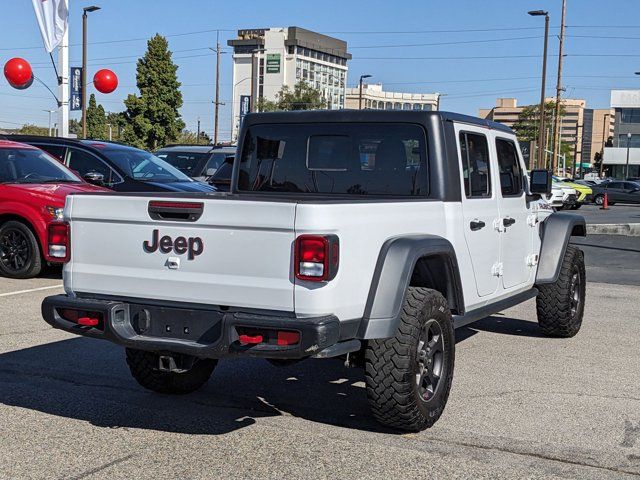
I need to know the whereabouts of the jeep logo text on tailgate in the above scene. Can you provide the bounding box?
[143,229,204,260]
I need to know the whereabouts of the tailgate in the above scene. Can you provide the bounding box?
[65,195,296,311]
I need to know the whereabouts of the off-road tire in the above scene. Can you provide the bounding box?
[365,287,455,431]
[125,348,217,394]
[536,245,586,338]
[0,220,42,279]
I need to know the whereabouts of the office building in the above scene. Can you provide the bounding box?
[479,97,590,167]
[228,27,351,140]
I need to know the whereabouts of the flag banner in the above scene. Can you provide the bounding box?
[31,0,69,52]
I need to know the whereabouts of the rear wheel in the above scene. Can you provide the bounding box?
[0,221,42,279]
[569,203,582,210]
[536,245,586,338]
[125,348,217,394]
[365,287,455,431]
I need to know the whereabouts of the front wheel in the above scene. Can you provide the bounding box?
[365,287,455,431]
[536,245,586,338]
[594,194,604,206]
[0,221,43,279]
[125,349,217,394]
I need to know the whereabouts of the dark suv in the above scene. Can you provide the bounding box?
[4,136,216,193]
[155,145,235,182]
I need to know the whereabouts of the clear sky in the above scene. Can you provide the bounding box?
[1,0,639,141]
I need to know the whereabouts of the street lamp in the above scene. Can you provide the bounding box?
[528,9,549,170]
[359,74,372,110]
[82,5,101,138]
[626,132,632,179]
[43,109,56,136]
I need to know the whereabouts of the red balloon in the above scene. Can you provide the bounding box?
[93,69,118,94]
[4,57,34,89]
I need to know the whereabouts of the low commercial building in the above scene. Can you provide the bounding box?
[228,27,351,140]
[344,83,439,111]
[603,90,640,179]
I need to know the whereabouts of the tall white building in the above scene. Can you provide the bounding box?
[228,27,351,140]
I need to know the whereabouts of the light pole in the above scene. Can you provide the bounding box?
[528,10,549,170]
[626,132,632,179]
[82,5,101,139]
[359,74,372,110]
[43,109,55,136]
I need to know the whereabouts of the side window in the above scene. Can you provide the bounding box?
[67,148,116,183]
[607,182,622,189]
[459,132,491,198]
[495,138,524,196]
[36,145,66,163]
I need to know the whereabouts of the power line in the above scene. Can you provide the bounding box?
[348,36,542,49]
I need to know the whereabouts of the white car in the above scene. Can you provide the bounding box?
[42,111,587,432]
[547,182,578,210]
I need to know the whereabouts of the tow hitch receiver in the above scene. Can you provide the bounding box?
[158,355,193,373]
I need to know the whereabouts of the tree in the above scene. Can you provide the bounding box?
[256,81,326,112]
[85,93,107,140]
[122,34,185,150]
[18,124,49,136]
[176,129,211,145]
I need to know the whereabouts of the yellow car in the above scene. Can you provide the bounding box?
[554,177,593,209]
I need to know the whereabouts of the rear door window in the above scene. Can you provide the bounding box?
[459,132,491,198]
[495,138,524,196]
[237,123,428,196]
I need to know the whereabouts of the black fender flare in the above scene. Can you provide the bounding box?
[535,213,586,284]
[357,235,464,339]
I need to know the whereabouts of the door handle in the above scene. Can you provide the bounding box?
[503,217,516,227]
[470,220,486,231]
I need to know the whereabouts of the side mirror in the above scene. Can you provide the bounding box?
[206,167,217,177]
[529,169,552,195]
[83,171,105,185]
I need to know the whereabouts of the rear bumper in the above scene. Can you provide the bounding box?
[42,294,348,360]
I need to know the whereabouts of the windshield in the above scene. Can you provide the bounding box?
[0,148,80,184]
[156,151,210,176]
[103,148,192,183]
[238,123,428,196]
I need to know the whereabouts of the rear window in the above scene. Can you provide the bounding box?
[237,123,428,196]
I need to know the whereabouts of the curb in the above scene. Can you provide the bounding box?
[587,223,640,236]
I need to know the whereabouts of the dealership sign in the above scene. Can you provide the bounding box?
[70,67,82,111]
[239,95,251,125]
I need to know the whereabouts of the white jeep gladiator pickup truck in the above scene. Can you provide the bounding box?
[42,110,587,431]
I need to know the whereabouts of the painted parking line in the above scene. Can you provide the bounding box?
[0,284,63,298]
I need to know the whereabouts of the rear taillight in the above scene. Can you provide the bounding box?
[295,235,339,282]
[48,222,70,262]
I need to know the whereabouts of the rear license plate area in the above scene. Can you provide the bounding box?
[129,304,223,344]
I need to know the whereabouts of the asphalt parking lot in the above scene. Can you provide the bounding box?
[1,266,639,479]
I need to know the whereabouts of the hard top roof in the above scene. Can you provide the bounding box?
[241,109,514,134]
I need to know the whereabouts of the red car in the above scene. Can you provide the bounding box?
[0,140,109,278]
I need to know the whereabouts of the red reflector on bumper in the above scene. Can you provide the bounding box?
[277,331,300,346]
[77,317,100,327]
[239,334,263,345]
